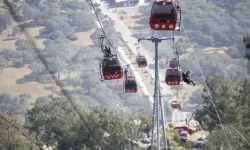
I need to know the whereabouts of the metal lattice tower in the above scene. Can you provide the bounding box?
[138,31,174,150]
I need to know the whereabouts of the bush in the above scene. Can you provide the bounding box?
[168,122,175,128]
[67,34,78,41]
[16,78,28,84]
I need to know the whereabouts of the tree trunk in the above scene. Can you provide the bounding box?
[51,89,54,97]
[35,130,39,140]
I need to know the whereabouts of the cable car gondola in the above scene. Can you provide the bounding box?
[171,100,181,109]
[149,0,181,31]
[124,76,138,93]
[99,35,123,81]
[165,68,181,85]
[100,55,123,80]
[136,55,148,67]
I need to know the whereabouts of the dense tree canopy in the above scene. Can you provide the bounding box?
[194,76,250,149]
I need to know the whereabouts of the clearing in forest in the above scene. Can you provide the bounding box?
[0,66,56,102]
[0,24,51,102]
[0,15,95,102]
[203,47,228,54]
[113,7,142,29]
[71,29,96,46]
[20,26,46,49]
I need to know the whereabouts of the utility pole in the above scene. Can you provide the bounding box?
[138,32,174,150]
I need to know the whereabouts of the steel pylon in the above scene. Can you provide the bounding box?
[138,31,175,150]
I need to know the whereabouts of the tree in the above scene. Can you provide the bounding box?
[0,13,12,30]
[15,39,32,51]
[11,26,22,38]
[137,114,152,132]
[66,77,83,91]
[70,11,94,32]
[0,55,9,74]
[18,4,38,21]
[198,35,215,47]
[0,94,29,116]
[25,0,41,6]
[243,34,250,59]
[46,57,68,79]
[44,86,57,97]
[0,114,31,150]
[29,61,46,73]
[26,98,144,149]
[35,96,52,104]
[195,76,250,149]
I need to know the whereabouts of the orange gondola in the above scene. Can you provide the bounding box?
[165,68,181,85]
[100,56,123,80]
[171,100,181,109]
[149,0,181,31]
[124,76,138,93]
[99,35,123,81]
[136,55,148,68]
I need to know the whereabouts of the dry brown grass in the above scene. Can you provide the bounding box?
[114,7,141,28]
[203,47,228,54]
[0,66,57,102]
[0,25,46,50]
[20,26,46,49]
[71,29,96,47]
[0,24,93,102]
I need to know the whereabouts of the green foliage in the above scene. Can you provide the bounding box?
[66,34,78,41]
[0,114,31,150]
[137,0,250,60]
[1,0,153,115]
[25,97,148,149]
[243,34,250,60]
[0,55,9,74]
[195,76,250,149]
[0,93,30,116]
[0,12,12,33]
[137,114,152,132]
[135,1,250,81]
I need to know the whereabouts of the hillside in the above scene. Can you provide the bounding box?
[0,0,250,149]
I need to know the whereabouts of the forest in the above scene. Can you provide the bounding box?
[0,0,250,149]
[135,0,250,81]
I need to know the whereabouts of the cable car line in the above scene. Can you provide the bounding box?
[3,0,105,148]
[181,78,250,146]
[88,0,128,65]
[88,0,115,53]
[181,23,233,149]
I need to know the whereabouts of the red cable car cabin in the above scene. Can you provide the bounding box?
[136,55,148,67]
[124,77,138,93]
[149,0,181,31]
[165,68,181,85]
[169,57,180,69]
[171,100,181,109]
[100,56,123,80]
